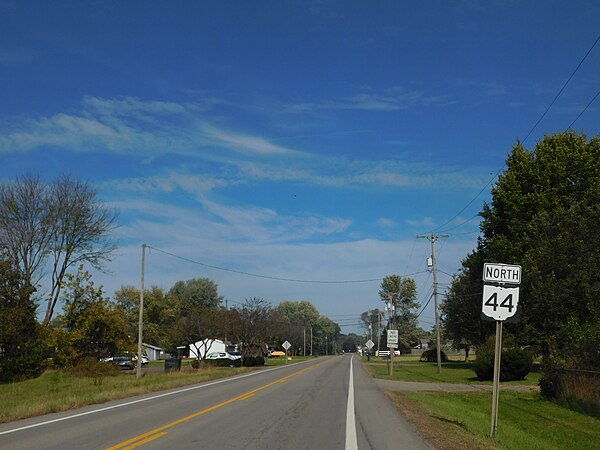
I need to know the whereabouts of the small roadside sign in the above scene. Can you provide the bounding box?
[483,263,522,284]
[282,340,291,350]
[387,329,398,348]
[365,339,374,350]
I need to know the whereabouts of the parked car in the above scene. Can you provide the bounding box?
[103,353,148,367]
[205,352,241,360]
[132,354,149,366]
[111,356,134,370]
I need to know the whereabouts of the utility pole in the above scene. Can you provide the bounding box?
[225,299,228,346]
[377,311,382,353]
[417,234,448,374]
[136,244,146,380]
[303,328,306,357]
[310,326,313,356]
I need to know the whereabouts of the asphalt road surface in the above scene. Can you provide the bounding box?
[0,355,433,450]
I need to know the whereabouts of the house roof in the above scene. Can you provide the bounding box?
[142,343,164,350]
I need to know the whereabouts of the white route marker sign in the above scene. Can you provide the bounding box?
[482,284,520,321]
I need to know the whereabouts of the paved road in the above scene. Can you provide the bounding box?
[0,355,432,450]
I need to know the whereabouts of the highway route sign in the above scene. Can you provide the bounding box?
[482,284,520,321]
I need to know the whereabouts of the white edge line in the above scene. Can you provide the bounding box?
[345,355,358,450]
[0,359,316,436]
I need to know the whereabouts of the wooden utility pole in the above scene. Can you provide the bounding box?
[136,243,146,380]
[417,234,448,374]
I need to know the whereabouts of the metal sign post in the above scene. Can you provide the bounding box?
[490,320,503,438]
[282,340,291,365]
[481,262,521,439]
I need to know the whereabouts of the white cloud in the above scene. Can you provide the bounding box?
[405,217,436,228]
[0,95,489,192]
[377,218,396,228]
[202,124,302,157]
[283,85,454,113]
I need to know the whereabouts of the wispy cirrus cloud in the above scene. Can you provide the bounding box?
[284,85,454,113]
[0,95,488,192]
[0,96,300,158]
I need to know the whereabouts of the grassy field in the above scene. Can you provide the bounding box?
[389,390,600,450]
[363,356,541,386]
[360,356,598,450]
[0,357,314,423]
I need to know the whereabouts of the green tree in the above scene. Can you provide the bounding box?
[114,285,176,349]
[274,300,321,355]
[360,308,384,351]
[59,266,132,362]
[441,251,495,360]
[449,131,600,369]
[379,275,421,353]
[0,258,43,382]
[168,277,223,313]
[314,316,341,354]
[165,277,224,355]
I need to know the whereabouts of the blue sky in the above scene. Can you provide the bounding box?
[1,1,599,334]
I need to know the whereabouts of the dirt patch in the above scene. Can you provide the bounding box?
[385,391,501,450]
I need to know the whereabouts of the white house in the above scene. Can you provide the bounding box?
[186,339,227,359]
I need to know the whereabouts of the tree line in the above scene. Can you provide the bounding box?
[0,173,340,382]
[441,131,600,395]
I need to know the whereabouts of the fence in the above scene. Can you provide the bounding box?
[555,368,600,417]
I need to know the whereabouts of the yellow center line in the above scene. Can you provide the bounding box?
[121,432,168,450]
[106,361,323,450]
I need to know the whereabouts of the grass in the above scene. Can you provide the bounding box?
[363,356,541,386]
[389,390,600,450]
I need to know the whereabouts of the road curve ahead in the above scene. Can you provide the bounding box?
[0,355,432,450]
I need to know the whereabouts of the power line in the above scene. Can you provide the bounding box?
[566,88,600,130]
[146,245,427,284]
[522,33,600,143]
[430,33,600,235]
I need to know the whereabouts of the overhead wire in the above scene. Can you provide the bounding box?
[146,244,427,285]
[431,33,600,235]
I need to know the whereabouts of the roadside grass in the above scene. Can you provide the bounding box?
[264,356,314,366]
[363,356,541,386]
[388,390,600,450]
[0,366,254,423]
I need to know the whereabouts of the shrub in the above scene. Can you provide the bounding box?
[205,358,241,367]
[420,348,448,362]
[474,347,533,381]
[67,357,119,377]
[242,356,265,366]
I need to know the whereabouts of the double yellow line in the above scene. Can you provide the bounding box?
[107,363,319,450]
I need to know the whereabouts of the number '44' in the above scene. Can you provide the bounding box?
[484,292,514,312]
